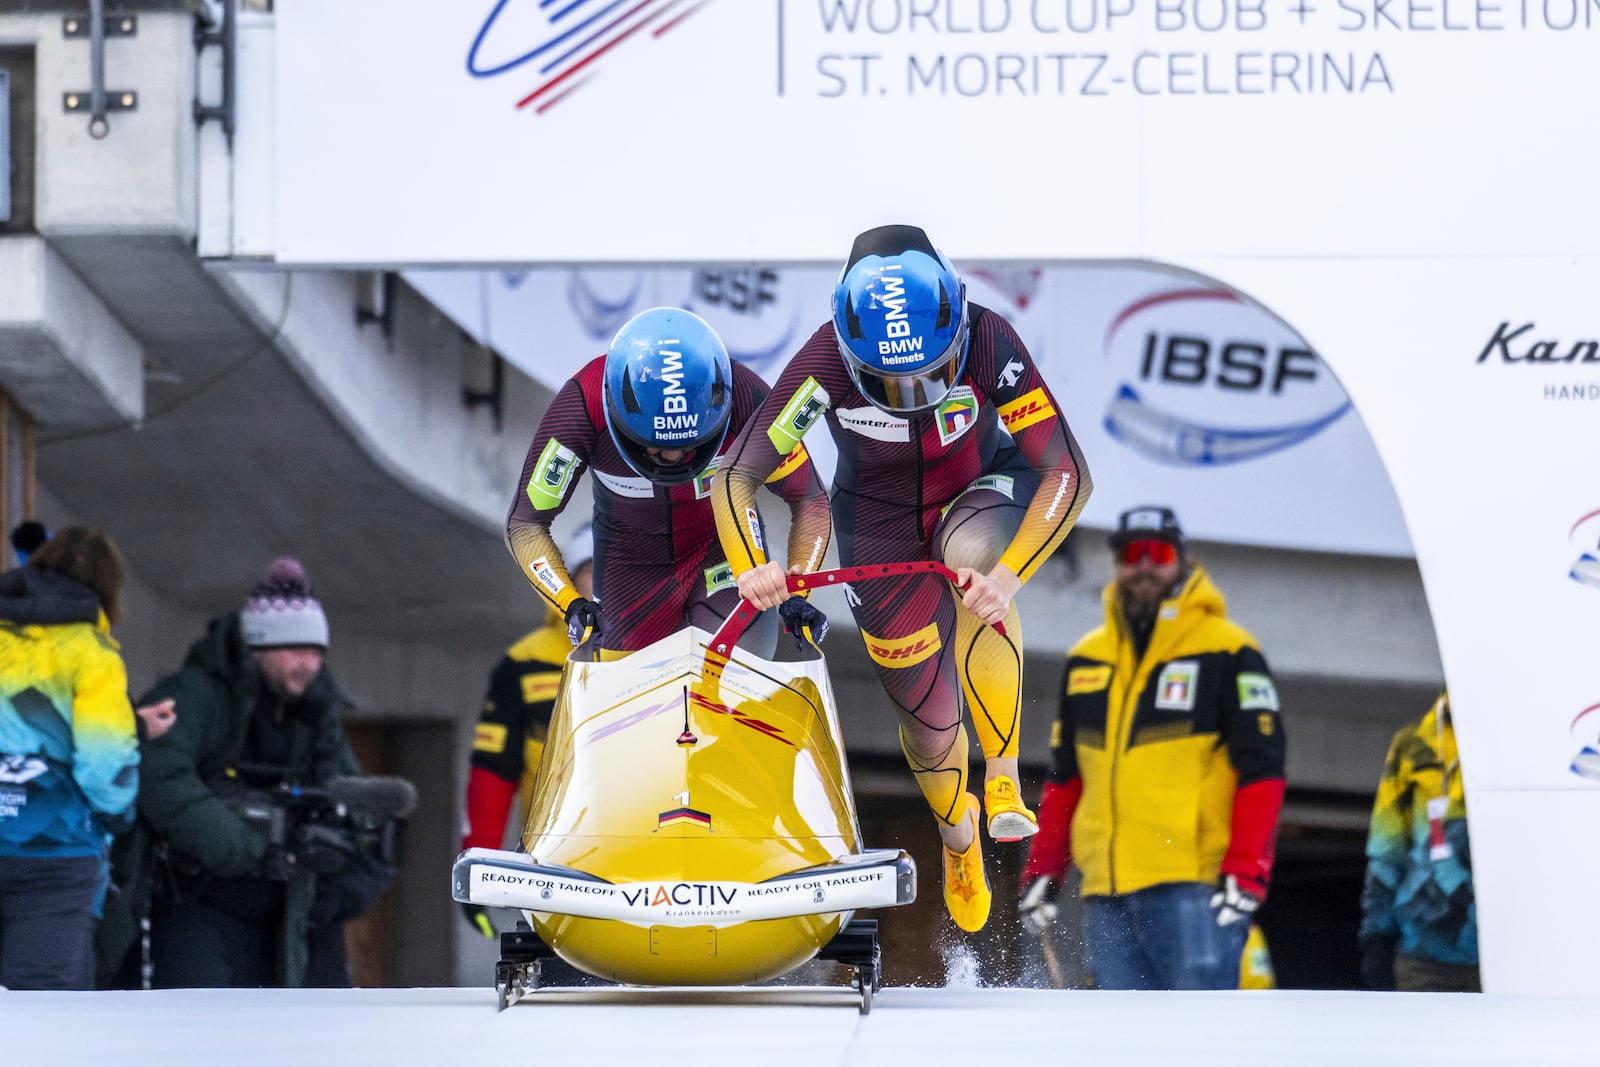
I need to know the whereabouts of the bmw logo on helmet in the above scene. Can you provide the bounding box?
[833,224,969,416]
[603,307,733,487]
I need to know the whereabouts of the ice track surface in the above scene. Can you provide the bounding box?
[3,986,1595,1066]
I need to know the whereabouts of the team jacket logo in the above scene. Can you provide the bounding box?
[0,754,47,785]
[521,671,561,704]
[473,723,508,755]
[1067,665,1112,695]
[1154,660,1199,711]
[863,622,942,668]
[527,439,580,509]
[768,377,830,455]
[998,359,1024,389]
[998,388,1056,434]
[935,387,979,447]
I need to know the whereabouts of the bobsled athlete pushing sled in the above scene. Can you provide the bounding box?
[453,567,957,1012]
[457,306,913,1010]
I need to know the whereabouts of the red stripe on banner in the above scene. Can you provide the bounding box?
[517,0,669,109]
[654,0,707,36]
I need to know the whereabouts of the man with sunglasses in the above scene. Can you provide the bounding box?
[1018,506,1287,989]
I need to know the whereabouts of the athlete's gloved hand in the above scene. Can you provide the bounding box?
[565,598,602,645]
[1018,876,1060,936]
[1210,873,1263,927]
[460,902,496,940]
[777,596,828,648]
[1359,936,1398,991]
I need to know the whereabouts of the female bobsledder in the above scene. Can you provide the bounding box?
[712,225,1093,933]
[505,306,832,656]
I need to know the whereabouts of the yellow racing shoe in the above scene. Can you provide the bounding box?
[984,775,1039,842]
[941,793,991,932]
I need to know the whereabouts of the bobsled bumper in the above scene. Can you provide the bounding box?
[453,846,916,928]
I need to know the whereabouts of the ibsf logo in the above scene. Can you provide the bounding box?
[466,0,720,116]
[1101,287,1351,466]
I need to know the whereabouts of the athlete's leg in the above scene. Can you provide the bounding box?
[934,460,1039,838]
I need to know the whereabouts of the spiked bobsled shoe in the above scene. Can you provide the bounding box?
[941,793,992,932]
[983,775,1038,842]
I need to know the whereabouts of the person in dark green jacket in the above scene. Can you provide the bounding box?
[106,558,382,988]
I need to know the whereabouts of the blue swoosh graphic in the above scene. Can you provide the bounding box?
[1103,384,1351,467]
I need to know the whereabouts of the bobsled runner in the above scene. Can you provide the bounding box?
[453,563,972,1012]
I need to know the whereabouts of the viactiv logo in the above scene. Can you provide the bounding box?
[1568,508,1600,591]
[467,0,717,116]
[1101,287,1352,467]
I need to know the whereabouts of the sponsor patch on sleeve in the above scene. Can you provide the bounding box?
[474,723,508,754]
[745,507,765,553]
[766,377,830,455]
[528,557,567,598]
[1237,672,1280,712]
[526,439,581,510]
[520,672,561,705]
[997,387,1056,434]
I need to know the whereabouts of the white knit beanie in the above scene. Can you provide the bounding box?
[239,557,329,649]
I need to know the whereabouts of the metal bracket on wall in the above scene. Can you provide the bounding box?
[62,14,137,39]
[62,1,138,138]
[193,0,237,144]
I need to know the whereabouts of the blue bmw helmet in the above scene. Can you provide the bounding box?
[603,307,733,486]
[832,224,969,415]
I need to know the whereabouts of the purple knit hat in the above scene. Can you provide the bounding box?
[239,557,329,649]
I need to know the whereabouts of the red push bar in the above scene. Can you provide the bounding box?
[705,561,1006,665]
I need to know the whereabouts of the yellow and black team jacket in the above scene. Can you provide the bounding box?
[1022,564,1287,898]
[462,613,568,852]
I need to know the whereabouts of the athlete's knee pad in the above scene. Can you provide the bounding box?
[955,599,1024,760]
[898,720,970,826]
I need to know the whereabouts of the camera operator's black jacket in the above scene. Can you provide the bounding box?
[100,612,362,987]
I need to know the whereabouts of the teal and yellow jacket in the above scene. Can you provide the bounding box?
[0,568,139,857]
[1022,565,1287,898]
[1359,692,1477,965]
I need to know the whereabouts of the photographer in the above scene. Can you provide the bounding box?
[106,558,398,988]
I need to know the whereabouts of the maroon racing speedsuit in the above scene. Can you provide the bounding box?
[506,355,830,653]
[713,304,1092,825]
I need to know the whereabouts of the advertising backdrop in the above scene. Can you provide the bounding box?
[407,262,1412,555]
[262,0,1600,994]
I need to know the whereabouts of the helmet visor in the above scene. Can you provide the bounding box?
[839,312,969,416]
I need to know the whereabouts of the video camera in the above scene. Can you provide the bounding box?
[224,768,419,880]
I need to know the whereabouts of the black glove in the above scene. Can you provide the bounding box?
[461,901,496,940]
[1360,937,1398,991]
[293,822,355,876]
[1210,873,1263,927]
[777,596,828,648]
[1018,876,1061,936]
[565,597,603,645]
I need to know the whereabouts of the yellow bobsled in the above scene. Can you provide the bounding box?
[452,565,951,1011]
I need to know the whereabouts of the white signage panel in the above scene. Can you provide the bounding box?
[274,1,1600,265]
